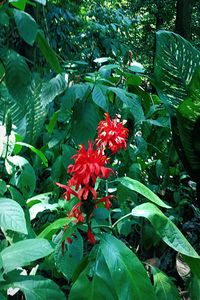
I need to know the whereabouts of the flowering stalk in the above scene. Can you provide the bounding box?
[56,112,129,246]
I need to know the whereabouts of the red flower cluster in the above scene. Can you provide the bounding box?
[57,113,128,245]
[96,113,129,154]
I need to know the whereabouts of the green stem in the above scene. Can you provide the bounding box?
[112,212,132,229]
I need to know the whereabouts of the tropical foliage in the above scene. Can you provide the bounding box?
[0,0,200,299]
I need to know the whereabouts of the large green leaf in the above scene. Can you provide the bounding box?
[92,84,108,111]
[1,239,53,273]
[108,87,144,123]
[151,267,180,300]
[38,217,75,239]
[154,31,200,181]
[25,75,47,144]
[54,230,83,280]
[176,67,200,179]
[41,73,67,107]
[69,234,156,300]
[15,142,48,167]
[0,84,26,137]
[189,275,200,300]
[36,30,62,73]
[71,102,100,144]
[13,9,38,45]
[132,203,199,258]
[154,30,200,113]
[3,50,31,101]
[4,275,65,300]
[6,155,36,198]
[118,177,171,208]
[0,198,27,234]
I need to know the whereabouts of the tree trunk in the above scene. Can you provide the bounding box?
[175,0,196,40]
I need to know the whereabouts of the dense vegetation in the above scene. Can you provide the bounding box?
[1,0,200,299]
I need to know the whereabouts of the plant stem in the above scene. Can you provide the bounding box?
[112,212,132,229]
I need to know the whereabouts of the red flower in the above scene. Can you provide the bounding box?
[68,203,85,223]
[96,195,113,209]
[87,228,96,244]
[68,140,113,189]
[55,182,78,201]
[96,113,129,154]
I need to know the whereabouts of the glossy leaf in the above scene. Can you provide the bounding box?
[13,9,38,45]
[92,84,108,111]
[7,275,65,300]
[41,73,67,107]
[69,234,156,300]
[15,142,48,167]
[38,217,75,239]
[1,239,53,273]
[152,267,180,300]
[6,156,36,198]
[118,177,171,208]
[132,203,199,258]
[0,198,27,234]
[154,30,200,113]
[54,230,83,280]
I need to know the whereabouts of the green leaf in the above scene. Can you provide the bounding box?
[7,275,65,300]
[71,102,100,144]
[54,230,83,280]
[25,75,47,144]
[189,275,200,300]
[13,9,38,45]
[0,11,9,27]
[0,197,27,234]
[0,180,7,196]
[15,142,48,167]
[69,234,156,300]
[41,73,67,107]
[154,30,200,113]
[92,84,108,111]
[109,87,144,123]
[4,50,31,101]
[1,239,53,273]
[132,203,199,258]
[151,267,180,300]
[6,156,36,198]
[118,177,171,208]
[38,217,75,239]
[36,30,62,73]
[9,0,27,10]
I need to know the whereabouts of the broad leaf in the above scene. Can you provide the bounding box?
[36,30,62,73]
[5,275,65,300]
[9,0,27,10]
[6,156,36,198]
[1,239,53,272]
[154,30,200,113]
[118,177,171,208]
[38,217,75,239]
[151,267,180,300]
[69,234,156,300]
[92,84,108,111]
[15,142,48,167]
[54,230,83,280]
[13,9,38,45]
[0,198,27,234]
[71,102,100,144]
[109,87,144,123]
[4,50,31,101]
[132,203,199,258]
